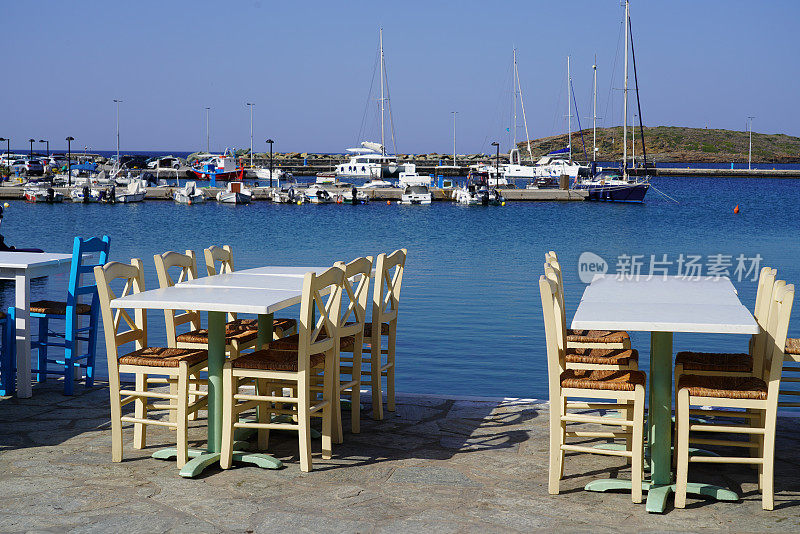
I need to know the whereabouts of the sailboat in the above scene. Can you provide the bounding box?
[500,49,534,182]
[573,0,650,202]
[335,29,418,184]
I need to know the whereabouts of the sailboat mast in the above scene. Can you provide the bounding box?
[623,0,629,178]
[513,49,518,149]
[592,58,597,162]
[379,28,386,156]
[567,55,572,161]
[452,111,457,166]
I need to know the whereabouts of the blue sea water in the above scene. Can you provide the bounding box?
[1,175,799,401]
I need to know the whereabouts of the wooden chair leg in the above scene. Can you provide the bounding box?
[387,328,396,412]
[322,353,335,457]
[351,341,362,434]
[108,370,123,463]
[219,365,235,469]
[256,378,270,450]
[370,344,383,420]
[187,371,199,422]
[548,394,562,495]
[133,372,147,449]
[332,350,343,445]
[674,388,690,508]
[297,373,312,472]
[631,386,645,504]
[176,365,189,468]
[169,379,178,424]
[762,406,777,511]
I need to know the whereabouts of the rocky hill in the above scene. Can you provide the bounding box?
[515,126,800,163]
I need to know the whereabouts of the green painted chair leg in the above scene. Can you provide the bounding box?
[179,452,221,478]
[231,451,283,469]
[686,482,738,501]
[151,447,205,460]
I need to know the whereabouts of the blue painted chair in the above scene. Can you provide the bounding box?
[0,308,15,396]
[30,236,110,395]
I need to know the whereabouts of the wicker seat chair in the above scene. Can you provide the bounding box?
[94,259,208,468]
[539,266,646,503]
[674,280,794,510]
[219,264,345,472]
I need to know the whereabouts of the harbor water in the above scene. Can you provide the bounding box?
[2,175,799,402]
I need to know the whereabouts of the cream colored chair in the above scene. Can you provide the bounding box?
[545,258,638,372]
[203,245,296,339]
[94,259,208,468]
[539,266,646,503]
[546,251,632,351]
[674,280,794,510]
[272,257,373,440]
[219,264,345,472]
[780,337,800,409]
[674,267,776,383]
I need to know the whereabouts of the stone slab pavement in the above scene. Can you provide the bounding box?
[1,382,800,533]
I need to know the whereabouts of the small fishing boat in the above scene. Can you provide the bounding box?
[361,178,393,188]
[70,185,102,203]
[115,180,147,203]
[400,185,431,205]
[454,185,481,205]
[173,181,205,204]
[188,154,243,184]
[339,187,369,205]
[270,186,307,204]
[315,171,337,184]
[24,186,63,203]
[305,185,333,204]
[216,181,252,204]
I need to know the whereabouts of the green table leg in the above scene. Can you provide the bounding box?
[649,331,673,488]
[152,311,283,477]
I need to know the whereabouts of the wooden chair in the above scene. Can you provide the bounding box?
[545,251,631,350]
[356,249,405,420]
[30,236,110,394]
[219,264,345,472]
[674,280,794,510]
[272,256,374,440]
[204,244,297,339]
[674,267,776,384]
[94,259,208,468]
[780,337,800,409]
[539,267,646,503]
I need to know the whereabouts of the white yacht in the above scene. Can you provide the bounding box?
[400,185,431,205]
[335,143,413,180]
[532,153,586,180]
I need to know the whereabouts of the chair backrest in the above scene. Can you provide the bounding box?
[763,281,794,403]
[66,235,111,323]
[296,264,346,371]
[153,250,201,346]
[339,256,373,338]
[371,249,407,333]
[751,267,777,374]
[539,270,565,402]
[545,257,566,316]
[94,259,147,376]
[204,245,234,276]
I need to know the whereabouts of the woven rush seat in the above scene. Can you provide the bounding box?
[268,332,355,351]
[560,369,646,391]
[232,348,325,372]
[566,329,629,344]
[675,351,752,372]
[118,347,208,368]
[29,299,92,315]
[176,318,259,344]
[566,347,638,366]
[678,374,767,400]
[786,338,800,356]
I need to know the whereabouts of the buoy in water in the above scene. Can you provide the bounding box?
[501,201,506,206]
[734,204,740,214]
[3,203,8,208]
[386,200,390,205]
[296,200,302,205]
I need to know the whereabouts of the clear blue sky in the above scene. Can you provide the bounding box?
[5,0,799,155]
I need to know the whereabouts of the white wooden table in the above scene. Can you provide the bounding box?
[571,275,759,513]
[0,251,72,397]
[110,266,325,477]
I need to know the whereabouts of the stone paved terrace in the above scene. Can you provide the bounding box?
[1,382,800,533]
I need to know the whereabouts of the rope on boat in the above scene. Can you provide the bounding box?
[650,184,679,204]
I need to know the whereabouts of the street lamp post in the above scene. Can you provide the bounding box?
[246,102,255,168]
[266,139,274,188]
[0,137,8,186]
[39,139,49,156]
[113,99,123,161]
[28,138,35,157]
[747,116,755,170]
[205,107,210,153]
[451,111,458,167]
[491,142,500,187]
[66,136,74,187]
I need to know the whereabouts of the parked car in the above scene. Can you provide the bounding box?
[12,159,44,176]
[147,156,182,169]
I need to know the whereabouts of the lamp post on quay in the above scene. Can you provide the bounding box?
[0,137,9,186]
[66,136,74,187]
[39,139,49,156]
[28,138,35,157]
[491,141,500,186]
[266,139,274,188]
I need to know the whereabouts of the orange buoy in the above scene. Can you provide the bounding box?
[386,200,390,205]
[734,204,740,214]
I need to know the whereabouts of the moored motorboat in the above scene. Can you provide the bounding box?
[400,185,431,205]
[216,181,252,204]
[270,186,307,204]
[70,185,102,203]
[339,187,369,205]
[305,185,333,204]
[24,186,63,203]
[173,181,205,204]
[115,180,147,203]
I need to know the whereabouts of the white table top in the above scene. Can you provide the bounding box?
[176,273,305,291]
[110,286,303,314]
[236,266,330,277]
[571,275,759,334]
[0,251,72,270]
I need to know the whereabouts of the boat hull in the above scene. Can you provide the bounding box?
[216,191,252,204]
[581,181,650,202]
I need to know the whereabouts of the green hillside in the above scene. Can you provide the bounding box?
[517,126,800,163]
